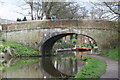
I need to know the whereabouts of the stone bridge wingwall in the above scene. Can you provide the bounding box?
[0,20,118,55]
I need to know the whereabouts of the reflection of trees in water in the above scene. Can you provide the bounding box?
[0,70,3,80]
[1,57,71,78]
[0,58,14,69]
[75,59,78,74]
[52,56,84,76]
[0,58,42,78]
[0,55,85,78]
[41,57,71,78]
[0,58,14,79]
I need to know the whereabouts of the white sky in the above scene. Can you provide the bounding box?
[0,0,30,21]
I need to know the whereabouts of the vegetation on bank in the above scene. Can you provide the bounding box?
[70,55,106,79]
[99,47,119,60]
[0,41,39,57]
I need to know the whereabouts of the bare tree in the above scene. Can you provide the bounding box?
[79,7,89,19]
[26,0,34,20]
[90,6,108,20]
[104,2,120,15]
[40,2,89,19]
[104,2,120,21]
[23,0,87,20]
[90,2,119,21]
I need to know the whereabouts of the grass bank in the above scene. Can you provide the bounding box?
[99,47,119,60]
[0,41,39,57]
[70,55,106,79]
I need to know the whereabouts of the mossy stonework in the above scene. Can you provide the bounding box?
[0,20,118,55]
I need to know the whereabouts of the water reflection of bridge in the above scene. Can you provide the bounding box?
[0,52,85,78]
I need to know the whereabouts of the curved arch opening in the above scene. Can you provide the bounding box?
[41,33,75,56]
[41,33,98,56]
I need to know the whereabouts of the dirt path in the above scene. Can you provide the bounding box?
[89,54,119,78]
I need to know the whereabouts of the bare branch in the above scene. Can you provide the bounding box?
[104,2,120,15]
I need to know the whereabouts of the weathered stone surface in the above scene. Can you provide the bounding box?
[0,20,118,55]
[1,20,117,31]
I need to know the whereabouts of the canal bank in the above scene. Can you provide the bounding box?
[73,55,106,78]
[71,46,119,79]
[0,41,39,57]
[99,47,119,60]
[0,40,118,79]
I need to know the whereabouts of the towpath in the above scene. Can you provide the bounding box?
[89,54,119,79]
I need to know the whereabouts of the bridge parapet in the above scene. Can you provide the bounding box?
[1,20,117,31]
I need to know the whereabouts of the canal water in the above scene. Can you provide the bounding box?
[0,51,93,79]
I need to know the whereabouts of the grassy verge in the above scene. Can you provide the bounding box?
[0,41,39,57]
[99,47,119,60]
[70,55,106,79]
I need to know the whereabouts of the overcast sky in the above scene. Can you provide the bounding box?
[0,0,30,21]
[0,0,118,21]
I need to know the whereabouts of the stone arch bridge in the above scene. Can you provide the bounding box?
[0,20,118,56]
